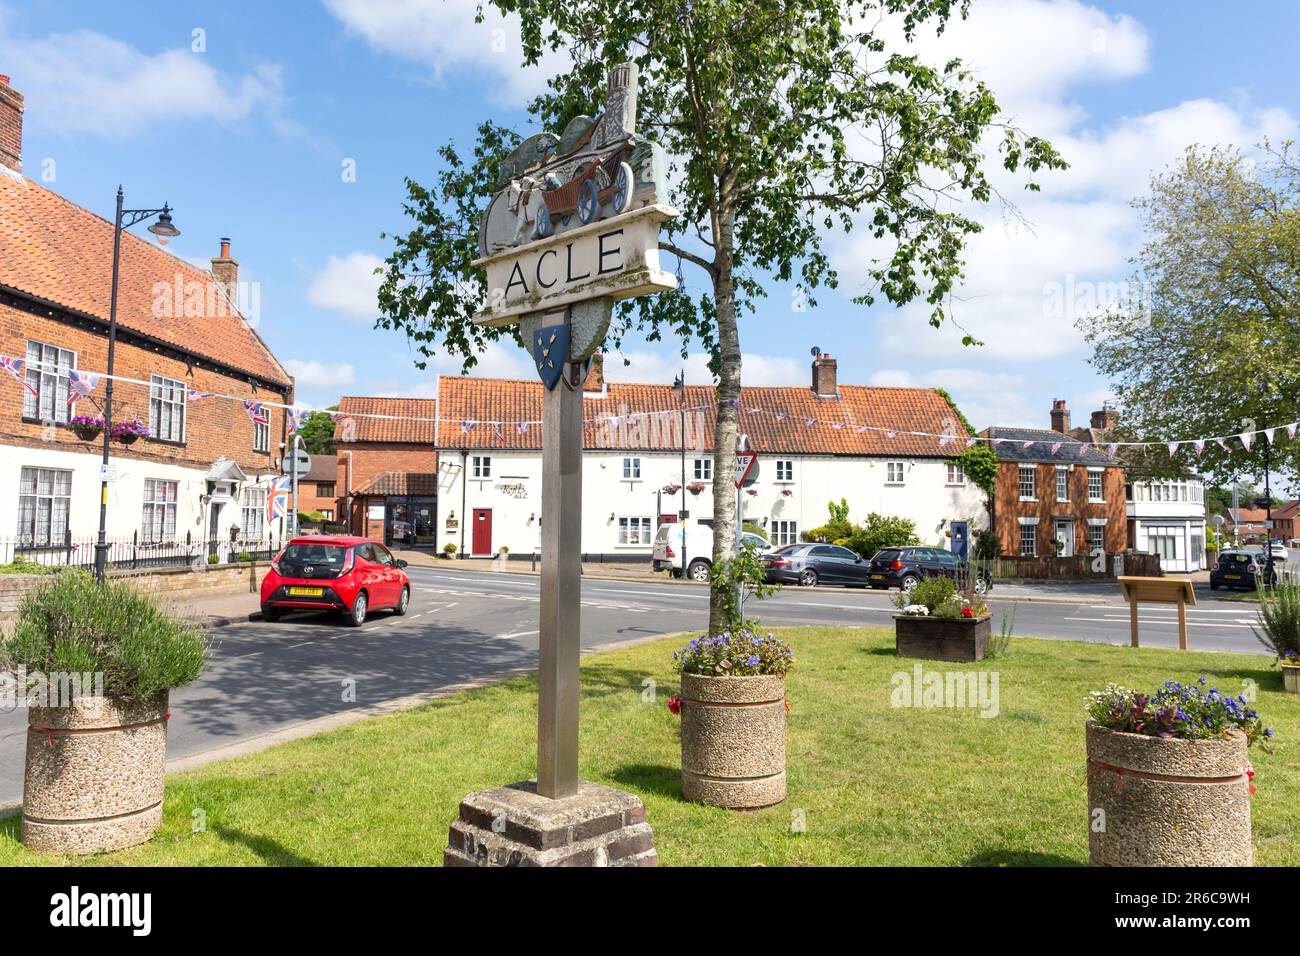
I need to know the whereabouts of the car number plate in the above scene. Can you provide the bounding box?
[1224,574,1241,580]
[288,586,324,596]
[870,574,885,580]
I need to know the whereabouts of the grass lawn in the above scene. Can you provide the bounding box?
[2,626,1297,866]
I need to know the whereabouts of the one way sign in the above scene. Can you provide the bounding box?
[734,452,758,489]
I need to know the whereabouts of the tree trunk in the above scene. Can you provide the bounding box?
[709,207,741,633]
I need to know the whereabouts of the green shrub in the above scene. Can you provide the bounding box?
[207,554,219,565]
[0,554,56,575]
[742,521,769,542]
[236,551,254,562]
[0,571,207,699]
[1254,574,1300,660]
[894,576,957,614]
[805,500,918,558]
[443,542,458,554]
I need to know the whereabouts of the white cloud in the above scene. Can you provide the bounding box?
[602,350,804,388]
[306,252,386,322]
[0,20,292,137]
[285,359,356,389]
[323,0,568,107]
[870,366,1046,431]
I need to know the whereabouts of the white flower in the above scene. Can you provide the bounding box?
[902,605,929,616]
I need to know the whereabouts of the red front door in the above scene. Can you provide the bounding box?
[472,508,493,555]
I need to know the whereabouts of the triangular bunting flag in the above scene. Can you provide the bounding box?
[1288,423,1298,440]
[1077,443,1091,458]
[1106,443,1119,459]
[1167,441,1179,457]
[1050,442,1062,454]
[1215,437,1230,451]
[67,370,101,407]
[886,430,898,439]
[1193,439,1205,456]
[516,422,530,434]
[965,438,978,448]
[1,356,37,397]
[802,418,816,428]
[1022,441,1034,450]
[1239,431,1253,452]
[187,388,213,402]
[1263,427,1276,445]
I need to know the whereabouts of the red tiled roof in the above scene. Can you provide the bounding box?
[335,396,438,443]
[352,471,440,496]
[1226,508,1269,525]
[0,173,290,386]
[436,377,968,455]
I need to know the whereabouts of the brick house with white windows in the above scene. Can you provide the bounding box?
[980,401,1127,560]
[0,73,294,563]
[429,353,987,559]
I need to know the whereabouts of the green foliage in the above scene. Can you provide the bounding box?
[809,500,919,558]
[295,409,340,456]
[0,555,56,575]
[742,521,769,542]
[0,571,207,699]
[1079,141,1300,487]
[987,607,1015,658]
[707,546,780,633]
[442,542,458,554]
[956,444,999,498]
[972,528,1001,560]
[806,498,854,543]
[672,628,795,677]
[207,554,219,565]
[297,510,328,525]
[1254,574,1300,659]
[894,576,956,612]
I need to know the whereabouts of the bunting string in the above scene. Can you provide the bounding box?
[5,354,1298,455]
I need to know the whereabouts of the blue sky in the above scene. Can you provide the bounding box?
[3,0,1297,437]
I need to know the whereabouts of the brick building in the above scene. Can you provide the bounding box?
[333,396,438,545]
[980,401,1127,559]
[295,455,340,522]
[0,73,293,561]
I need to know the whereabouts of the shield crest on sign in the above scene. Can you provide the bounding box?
[532,324,569,390]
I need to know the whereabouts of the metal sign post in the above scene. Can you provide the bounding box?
[445,62,677,867]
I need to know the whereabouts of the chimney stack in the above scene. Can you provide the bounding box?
[583,351,605,393]
[1050,399,1070,434]
[210,237,238,302]
[1090,406,1119,431]
[811,351,838,398]
[0,74,24,174]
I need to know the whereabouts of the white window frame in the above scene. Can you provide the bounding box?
[253,417,270,454]
[771,519,799,546]
[775,459,794,482]
[622,457,642,480]
[1087,467,1104,503]
[1056,466,1069,502]
[471,455,492,479]
[1018,517,1039,557]
[692,458,712,481]
[1087,519,1106,554]
[240,485,267,539]
[17,466,72,547]
[149,375,187,444]
[617,515,652,545]
[886,461,906,485]
[1019,465,1037,501]
[23,339,76,425]
[946,461,965,486]
[141,478,179,541]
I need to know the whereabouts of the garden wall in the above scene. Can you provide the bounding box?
[0,562,269,613]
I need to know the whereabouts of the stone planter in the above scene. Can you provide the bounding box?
[22,692,169,855]
[1086,721,1252,867]
[1282,664,1299,694]
[895,614,990,662]
[680,673,785,808]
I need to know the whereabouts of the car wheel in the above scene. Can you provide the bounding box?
[900,575,920,593]
[973,577,988,595]
[798,569,818,587]
[687,560,710,582]
[346,591,368,627]
[393,586,410,616]
[261,605,281,623]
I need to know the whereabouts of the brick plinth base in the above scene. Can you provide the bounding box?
[445,780,657,867]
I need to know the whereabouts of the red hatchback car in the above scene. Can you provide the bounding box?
[260,536,411,626]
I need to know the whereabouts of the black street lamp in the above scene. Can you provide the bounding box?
[93,187,180,584]
[672,370,687,578]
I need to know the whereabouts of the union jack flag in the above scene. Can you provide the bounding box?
[67,370,100,407]
[1,356,36,397]
[287,407,305,433]
[187,388,213,402]
[243,400,269,425]
[266,475,292,525]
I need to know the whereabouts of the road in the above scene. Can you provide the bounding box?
[0,565,1273,807]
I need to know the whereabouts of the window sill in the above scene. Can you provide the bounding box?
[147,436,187,449]
[1019,497,1037,503]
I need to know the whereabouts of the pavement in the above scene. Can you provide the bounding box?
[0,561,1279,812]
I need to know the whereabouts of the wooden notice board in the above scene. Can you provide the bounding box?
[1118,576,1197,650]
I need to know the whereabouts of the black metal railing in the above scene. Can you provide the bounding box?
[3,531,282,572]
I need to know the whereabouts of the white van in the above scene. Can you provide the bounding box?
[652,523,772,581]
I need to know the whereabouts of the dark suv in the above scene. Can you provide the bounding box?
[1210,550,1275,591]
[865,546,992,594]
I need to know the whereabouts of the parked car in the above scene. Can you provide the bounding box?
[762,543,877,588]
[652,522,772,581]
[863,545,992,594]
[261,535,411,626]
[1210,549,1276,591]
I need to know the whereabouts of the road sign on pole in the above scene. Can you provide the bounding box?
[734,452,758,489]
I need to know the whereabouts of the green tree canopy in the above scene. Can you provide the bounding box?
[296,408,339,457]
[377,0,1064,630]
[1080,140,1300,487]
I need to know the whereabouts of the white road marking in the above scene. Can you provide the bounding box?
[365,626,382,632]
[288,641,314,649]
[495,629,540,640]
[1065,615,1256,629]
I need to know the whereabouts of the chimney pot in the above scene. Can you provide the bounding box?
[211,237,239,304]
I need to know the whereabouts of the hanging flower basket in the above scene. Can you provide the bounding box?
[686,482,706,496]
[67,415,105,442]
[110,418,149,445]
[781,489,792,497]
[662,483,682,495]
